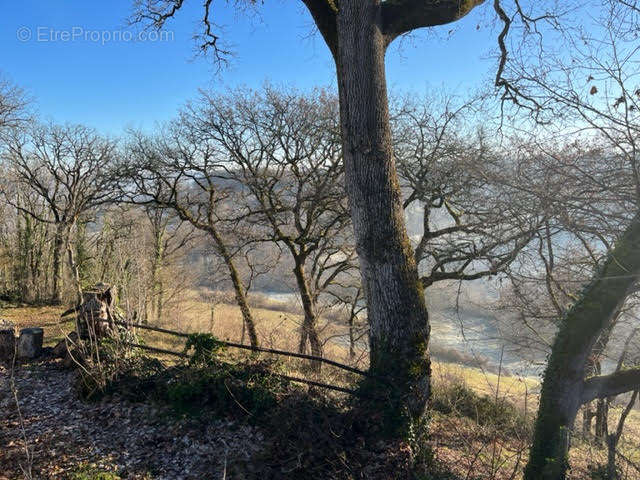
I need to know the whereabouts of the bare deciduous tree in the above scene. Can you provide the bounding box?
[129,0,488,427]
[182,88,354,360]
[143,206,195,323]
[123,125,260,347]
[1,124,119,304]
[487,4,640,476]
[0,75,29,131]
[392,94,542,290]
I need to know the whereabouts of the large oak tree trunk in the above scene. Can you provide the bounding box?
[335,0,431,425]
[525,214,640,480]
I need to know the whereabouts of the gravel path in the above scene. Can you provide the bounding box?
[0,359,264,479]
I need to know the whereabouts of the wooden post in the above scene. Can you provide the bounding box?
[17,327,43,359]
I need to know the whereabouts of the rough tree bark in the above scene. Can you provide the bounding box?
[299,0,486,428]
[334,0,430,423]
[525,213,640,480]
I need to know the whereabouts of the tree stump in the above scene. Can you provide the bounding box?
[17,327,43,359]
[76,283,115,339]
[0,321,16,361]
[56,284,133,369]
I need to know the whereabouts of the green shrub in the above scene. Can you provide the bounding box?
[67,464,121,480]
[82,346,289,419]
[76,348,166,401]
[80,352,421,478]
[163,359,287,417]
[183,332,224,367]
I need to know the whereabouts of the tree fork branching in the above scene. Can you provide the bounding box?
[582,367,640,404]
[382,0,486,43]
[301,0,338,57]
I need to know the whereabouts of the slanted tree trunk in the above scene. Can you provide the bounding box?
[210,227,259,348]
[334,0,431,426]
[525,214,640,480]
[291,257,323,361]
[223,253,258,348]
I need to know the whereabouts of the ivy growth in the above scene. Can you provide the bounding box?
[184,332,225,367]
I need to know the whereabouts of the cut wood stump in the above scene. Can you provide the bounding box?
[17,327,43,359]
[56,284,133,369]
[0,321,15,361]
[76,283,115,339]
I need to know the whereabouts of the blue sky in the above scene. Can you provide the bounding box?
[0,1,498,134]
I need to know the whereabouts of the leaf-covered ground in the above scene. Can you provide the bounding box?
[1,359,264,479]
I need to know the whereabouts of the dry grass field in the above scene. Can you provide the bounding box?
[1,293,540,403]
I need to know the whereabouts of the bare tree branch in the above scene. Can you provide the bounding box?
[582,366,640,403]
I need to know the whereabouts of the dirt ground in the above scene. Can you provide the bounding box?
[0,358,264,480]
